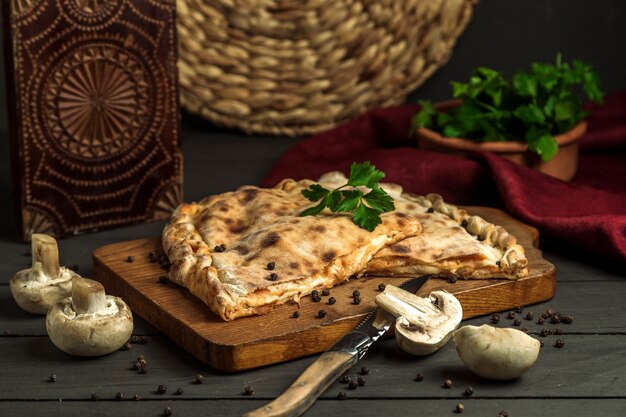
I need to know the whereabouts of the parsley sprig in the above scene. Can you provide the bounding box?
[412,55,604,162]
[300,162,395,232]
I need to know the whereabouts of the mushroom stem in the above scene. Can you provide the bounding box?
[72,277,108,314]
[32,234,60,278]
[30,262,46,283]
[376,292,429,326]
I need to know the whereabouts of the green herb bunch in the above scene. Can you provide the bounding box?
[412,55,604,161]
[300,162,395,232]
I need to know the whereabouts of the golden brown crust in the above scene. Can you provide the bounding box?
[163,179,422,321]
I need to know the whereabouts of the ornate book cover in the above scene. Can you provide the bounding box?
[3,0,183,240]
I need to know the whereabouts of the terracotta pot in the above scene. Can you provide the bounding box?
[416,100,587,181]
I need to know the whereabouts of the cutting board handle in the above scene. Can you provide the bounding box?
[242,350,355,417]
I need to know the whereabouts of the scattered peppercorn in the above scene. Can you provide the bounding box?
[537,317,545,325]
[554,328,563,335]
[540,329,550,337]
[352,290,360,298]
[214,244,226,253]
[348,380,358,390]
[499,410,509,417]
[90,393,99,401]
[268,273,279,281]
[555,339,565,348]
[455,403,465,413]
[415,373,424,381]
[427,207,435,213]
[448,275,458,284]
[378,283,386,291]
[464,386,473,396]
[158,275,168,284]
[175,387,183,395]
[148,252,158,263]
[539,339,545,347]
[337,391,347,400]
[322,288,330,296]
[506,312,516,320]
[160,259,171,270]
[158,384,167,394]
[115,392,124,401]
[49,374,57,383]
[244,385,255,395]
[328,297,336,305]
[491,314,500,324]
[139,364,148,374]
[163,406,173,416]
[132,394,140,401]
[353,296,361,305]
[515,306,523,313]
[318,310,327,318]
[521,327,529,333]
[131,336,140,344]
[340,375,351,384]
[513,319,521,326]
[443,379,452,388]
[311,290,319,297]
[139,336,148,344]
[311,294,321,302]
[550,314,561,324]
[543,308,554,318]
[357,377,366,386]
[267,262,275,270]
[461,220,469,228]
[495,260,501,268]
[360,367,370,375]
[525,312,534,320]
[562,315,574,324]
[292,311,300,318]
[195,374,204,384]
[126,256,135,263]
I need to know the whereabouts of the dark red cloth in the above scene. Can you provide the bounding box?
[263,90,626,263]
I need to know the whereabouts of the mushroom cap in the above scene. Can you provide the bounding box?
[10,268,76,315]
[453,324,540,380]
[394,290,463,356]
[46,295,133,356]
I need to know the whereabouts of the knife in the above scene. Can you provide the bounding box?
[242,275,431,417]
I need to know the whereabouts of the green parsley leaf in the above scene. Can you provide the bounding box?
[300,162,395,231]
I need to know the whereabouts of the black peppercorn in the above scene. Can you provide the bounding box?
[495,260,501,268]
[539,339,545,347]
[491,314,500,324]
[139,364,148,374]
[268,272,279,281]
[525,312,534,320]
[49,374,57,382]
[131,336,140,344]
[337,391,347,400]
[464,386,473,396]
[443,379,452,388]
[353,296,361,305]
[506,312,516,320]
[115,392,124,401]
[427,207,435,213]
[318,310,327,318]
[513,319,521,326]
[415,373,424,381]
[550,314,561,324]
[328,297,336,305]
[357,377,366,386]
[157,384,167,394]
[244,385,255,395]
[311,294,321,302]
[311,290,319,297]
[148,252,157,262]
[348,380,358,390]
[158,275,168,284]
[515,306,523,313]
[352,290,360,298]
[322,288,330,296]
[540,329,550,337]
[448,275,458,283]
[163,406,173,416]
[126,256,135,263]
[521,327,529,333]
[455,403,465,413]
[340,375,351,384]
[554,339,565,348]
[360,366,370,375]
[554,328,563,335]
[214,244,226,253]
[537,317,545,325]
[267,262,275,270]
[461,219,469,228]
[175,387,184,395]
[378,283,386,291]
[133,394,141,401]
[562,315,574,324]
[499,411,509,417]
[90,393,99,401]
[139,336,148,344]
[292,311,300,318]
[195,374,204,384]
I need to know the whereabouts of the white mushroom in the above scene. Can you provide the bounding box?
[375,285,463,355]
[453,324,540,380]
[46,277,133,356]
[10,234,79,314]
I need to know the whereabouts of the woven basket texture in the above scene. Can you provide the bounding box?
[177,0,477,136]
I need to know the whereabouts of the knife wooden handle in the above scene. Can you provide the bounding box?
[242,350,356,417]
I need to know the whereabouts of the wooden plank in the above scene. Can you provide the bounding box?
[92,207,556,371]
[1,335,624,400]
[3,399,626,417]
[3,280,624,335]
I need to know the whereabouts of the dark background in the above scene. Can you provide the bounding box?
[1,0,625,237]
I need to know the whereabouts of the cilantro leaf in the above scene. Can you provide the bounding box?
[348,161,386,188]
[299,162,395,231]
[514,104,545,125]
[363,187,395,212]
[526,128,559,162]
[352,204,383,232]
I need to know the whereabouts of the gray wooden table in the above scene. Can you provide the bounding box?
[1,123,625,417]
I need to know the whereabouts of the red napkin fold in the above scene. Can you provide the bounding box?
[263,90,626,263]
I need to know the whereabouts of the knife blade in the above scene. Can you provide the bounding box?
[242,275,431,417]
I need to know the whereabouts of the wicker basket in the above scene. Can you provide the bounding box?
[177,0,477,136]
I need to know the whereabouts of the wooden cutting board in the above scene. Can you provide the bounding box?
[93,206,555,372]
